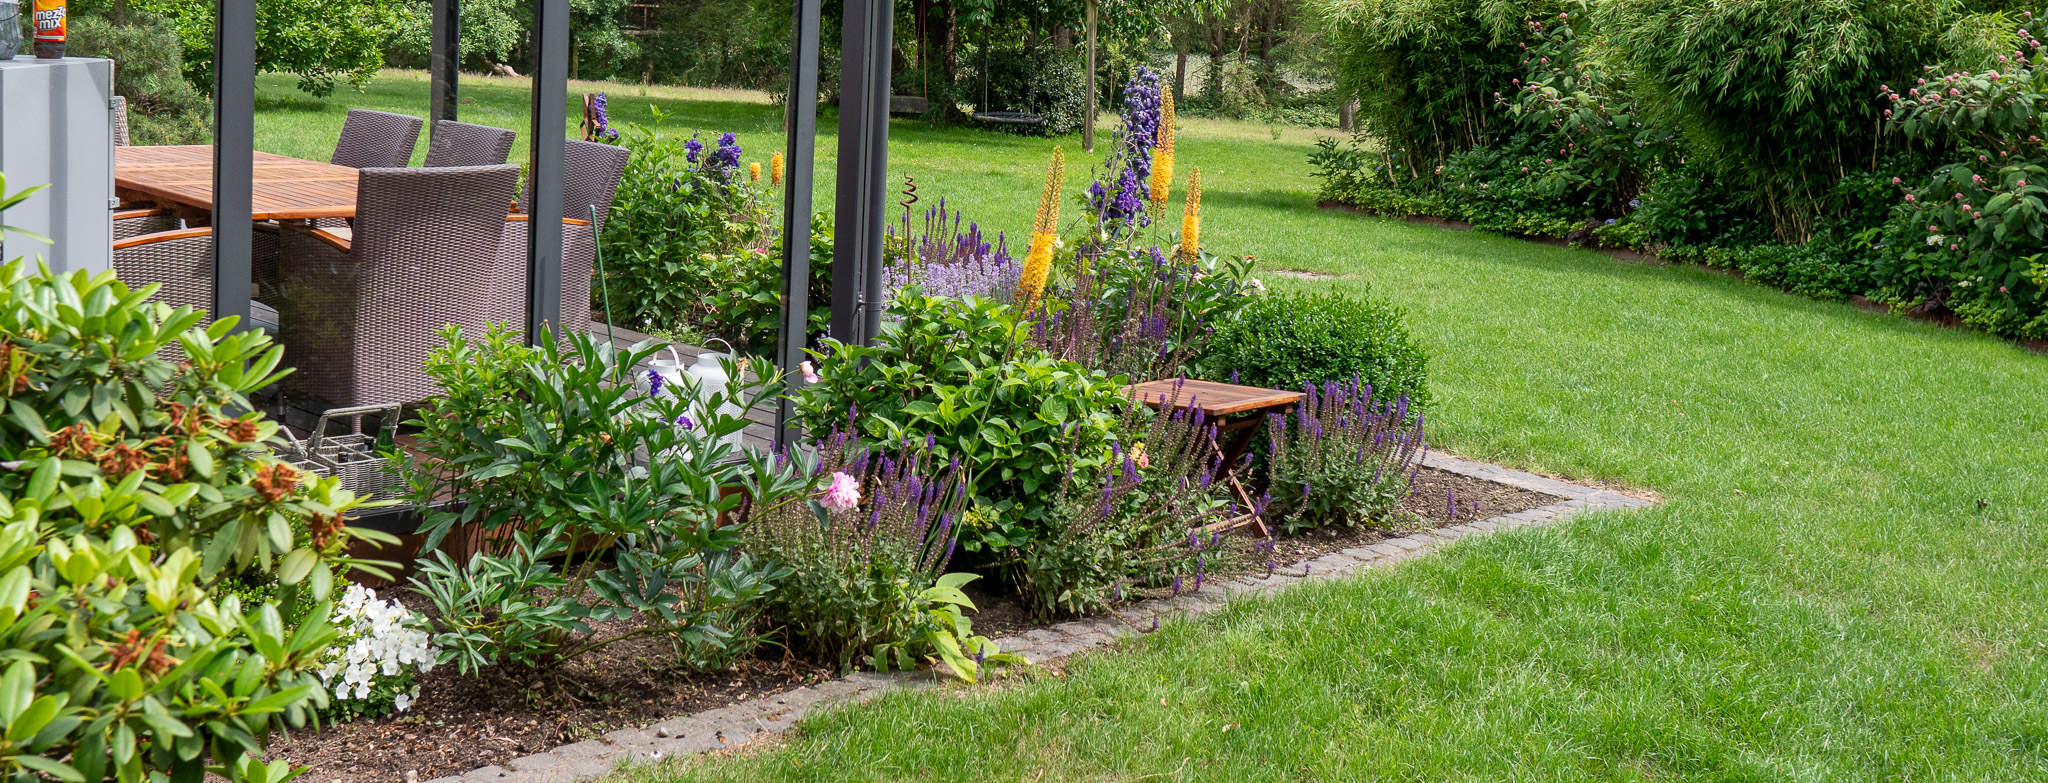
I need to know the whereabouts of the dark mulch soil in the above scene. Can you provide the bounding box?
[266,620,833,782]
[1261,464,1563,568]
[274,465,1564,782]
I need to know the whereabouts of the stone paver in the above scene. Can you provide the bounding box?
[431,450,1652,783]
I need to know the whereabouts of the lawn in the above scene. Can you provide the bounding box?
[273,73,2048,780]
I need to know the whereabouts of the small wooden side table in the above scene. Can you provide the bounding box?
[1126,378,1304,537]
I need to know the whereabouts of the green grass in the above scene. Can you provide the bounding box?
[271,73,2048,780]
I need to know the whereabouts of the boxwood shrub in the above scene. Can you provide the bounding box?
[1205,289,1430,407]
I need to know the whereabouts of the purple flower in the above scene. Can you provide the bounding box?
[683,135,703,163]
[674,414,694,430]
[590,93,620,142]
[646,369,664,397]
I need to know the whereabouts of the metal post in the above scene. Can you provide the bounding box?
[429,0,460,126]
[775,0,822,446]
[211,0,254,329]
[831,0,892,345]
[525,0,569,344]
[1083,0,1097,153]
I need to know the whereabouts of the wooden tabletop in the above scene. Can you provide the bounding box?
[116,145,361,221]
[1126,378,1305,416]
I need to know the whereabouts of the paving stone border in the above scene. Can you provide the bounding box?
[426,451,1653,783]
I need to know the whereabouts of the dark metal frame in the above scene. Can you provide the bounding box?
[428,0,460,127]
[831,0,892,346]
[524,0,570,343]
[208,0,887,421]
[774,0,823,443]
[210,0,254,328]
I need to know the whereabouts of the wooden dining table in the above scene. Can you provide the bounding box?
[115,145,363,226]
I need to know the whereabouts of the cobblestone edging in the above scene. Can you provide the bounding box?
[427,452,1653,783]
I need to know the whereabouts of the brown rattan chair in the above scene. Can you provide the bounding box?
[495,140,632,336]
[331,109,424,169]
[112,208,178,242]
[276,165,518,407]
[112,96,131,147]
[425,120,517,168]
[113,227,213,361]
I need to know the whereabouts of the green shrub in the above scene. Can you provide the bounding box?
[795,293,1128,551]
[1204,290,1431,407]
[0,257,381,782]
[974,46,1088,136]
[1873,20,2048,339]
[399,324,792,673]
[1604,0,1961,241]
[1017,400,1246,621]
[67,12,212,145]
[599,128,831,353]
[1318,0,1557,173]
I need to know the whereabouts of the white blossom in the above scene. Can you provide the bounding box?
[318,585,440,712]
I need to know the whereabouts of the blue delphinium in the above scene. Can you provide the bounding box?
[590,93,621,142]
[1086,67,1162,234]
[683,135,704,163]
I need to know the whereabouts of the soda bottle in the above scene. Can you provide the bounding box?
[31,0,62,59]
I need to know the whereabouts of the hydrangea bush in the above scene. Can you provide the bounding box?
[319,584,439,718]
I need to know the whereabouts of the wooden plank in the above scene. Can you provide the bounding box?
[116,145,362,220]
[1126,378,1304,417]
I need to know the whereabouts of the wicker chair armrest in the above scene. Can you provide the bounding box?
[504,214,592,226]
[281,223,353,253]
[113,207,172,222]
[112,227,213,251]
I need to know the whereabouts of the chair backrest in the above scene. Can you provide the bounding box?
[331,109,424,169]
[113,228,215,364]
[521,140,632,234]
[347,165,519,402]
[425,120,517,168]
[112,95,130,147]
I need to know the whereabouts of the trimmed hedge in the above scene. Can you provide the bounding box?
[1206,290,1431,407]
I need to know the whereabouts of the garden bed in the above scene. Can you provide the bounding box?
[264,465,1558,782]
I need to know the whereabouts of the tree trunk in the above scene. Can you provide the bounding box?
[942,0,957,87]
[1339,97,1357,131]
[1174,47,1187,101]
[1083,0,1097,153]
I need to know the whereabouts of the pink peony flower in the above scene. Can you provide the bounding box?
[819,471,862,511]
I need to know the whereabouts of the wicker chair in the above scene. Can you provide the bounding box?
[112,208,177,242]
[112,227,213,360]
[330,109,424,169]
[521,140,632,234]
[495,140,632,336]
[112,96,131,147]
[425,120,516,168]
[276,165,518,407]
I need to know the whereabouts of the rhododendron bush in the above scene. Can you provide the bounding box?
[0,260,384,782]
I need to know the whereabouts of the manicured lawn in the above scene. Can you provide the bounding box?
[273,73,2048,780]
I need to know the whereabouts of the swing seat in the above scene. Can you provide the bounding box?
[973,111,1045,126]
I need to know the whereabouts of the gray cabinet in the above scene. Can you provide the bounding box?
[0,56,114,274]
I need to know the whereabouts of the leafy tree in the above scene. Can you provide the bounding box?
[1603,0,1962,241]
[131,0,406,96]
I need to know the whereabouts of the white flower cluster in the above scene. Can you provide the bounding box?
[318,584,439,711]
